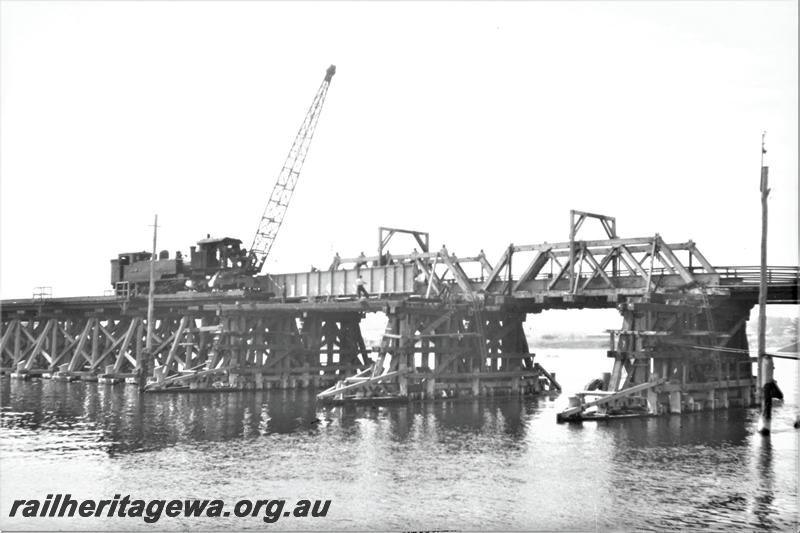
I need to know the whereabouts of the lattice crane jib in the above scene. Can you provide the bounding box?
[248,65,336,274]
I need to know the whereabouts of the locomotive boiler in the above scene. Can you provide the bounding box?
[111,236,269,295]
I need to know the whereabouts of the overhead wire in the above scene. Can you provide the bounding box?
[670,342,799,360]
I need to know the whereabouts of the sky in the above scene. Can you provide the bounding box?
[1,1,798,316]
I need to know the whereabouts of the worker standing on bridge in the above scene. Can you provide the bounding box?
[329,253,341,271]
[355,252,367,270]
[356,275,369,299]
[414,269,427,294]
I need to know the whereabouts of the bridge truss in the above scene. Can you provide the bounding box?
[2,211,797,415]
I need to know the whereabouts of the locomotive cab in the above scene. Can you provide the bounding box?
[190,237,248,274]
[111,251,152,285]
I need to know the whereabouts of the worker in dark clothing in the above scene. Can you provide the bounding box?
[762,379,783,420]
[758,378,784,435]
[356,275,369,298]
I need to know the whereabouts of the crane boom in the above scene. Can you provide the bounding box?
[248,65,336,274]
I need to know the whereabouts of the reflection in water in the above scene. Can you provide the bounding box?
[1,380,536,457]
[1,375,798,531]
[752,438,776,530]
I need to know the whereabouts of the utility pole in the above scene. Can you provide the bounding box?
[757,133,772,434]
[138,214,158,392]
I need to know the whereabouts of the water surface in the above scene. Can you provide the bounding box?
[1,350,798,531]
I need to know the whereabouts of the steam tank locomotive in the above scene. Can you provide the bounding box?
[111,236,270,295]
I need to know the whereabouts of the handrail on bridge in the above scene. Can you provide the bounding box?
[714,266,800,286]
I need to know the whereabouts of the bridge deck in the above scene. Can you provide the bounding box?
[3,225,797,321]
[1,264,796,319]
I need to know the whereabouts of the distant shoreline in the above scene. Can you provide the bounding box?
[527,335,608,349]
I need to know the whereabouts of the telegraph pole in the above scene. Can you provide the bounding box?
[138,214,158,392]
[757,133,772,434]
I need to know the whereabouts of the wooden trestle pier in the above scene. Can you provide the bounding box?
[2,212,797,415]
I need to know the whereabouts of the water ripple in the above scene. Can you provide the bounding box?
[1,363,798,531]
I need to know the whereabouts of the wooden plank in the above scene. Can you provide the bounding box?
[660,378,754,393]
[383,331,481,340]
[66,321,94,371]
[606,330,673,336]
[575,390,616,397]
[50,333,81,369]
[439,250,475,296]
[99,322,120,344]
[512,237,680,253]
[262,346,297,369]
[548,255,573,290]
[513,249,549,291]
[616,247,643,278]
[20,323,38,344]
[608,350,714,360]
[113,319,140,372]
[316,369,406,399]
[145,366,231,390]
[653,250,677,275]
[645,241,657,289]
[623,302,704,314]
[571,210,616,228]
[434,352,465,374]
[481,246,511,291]
[163,316,189,370]
[47,319,58,366]
[91,326,128,370]
[573,245,586,293]
[581,248,615,289]
[656,237,694,284]
[23,320,53,371]
[559,378,667,418]
[533,362,561,391]
[477,251,494,277]
[687,242,717,273]
[91,319,100,367]
[0,320,18,359]
[419,310,454,336]
[152,332,178,358]
[405,370,540,379]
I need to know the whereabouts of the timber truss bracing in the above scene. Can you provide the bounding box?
[556,293,757,421]
[317,304,561,402]
[140,302,560,397]
[147,311,373,391]
[1,313,222,384]
[268,209,796,306]
[469,218,722,301]
[0,308,372,391]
